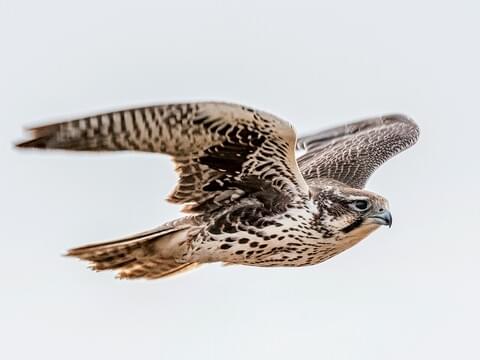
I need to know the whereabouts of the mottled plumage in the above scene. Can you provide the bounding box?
[16,102,419,279]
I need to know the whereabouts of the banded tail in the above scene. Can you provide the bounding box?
[67,223,199,279]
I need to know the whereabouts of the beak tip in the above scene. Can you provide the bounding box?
[369,209,392,227]
[387,213,393,228]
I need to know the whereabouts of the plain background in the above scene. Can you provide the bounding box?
[1,1,479,359]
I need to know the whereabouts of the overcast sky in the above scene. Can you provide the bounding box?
[1,1,479,359]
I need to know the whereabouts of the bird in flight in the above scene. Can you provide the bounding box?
[16,102,419,279]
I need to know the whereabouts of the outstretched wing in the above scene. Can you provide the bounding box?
[296,114,419,189]
[17,102,309,212]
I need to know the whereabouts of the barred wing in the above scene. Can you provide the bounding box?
[297,114,419,189]
[17,102,309,212]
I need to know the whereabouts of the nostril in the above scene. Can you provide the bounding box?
[378,208,384,212]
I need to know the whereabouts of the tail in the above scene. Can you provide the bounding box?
[66,223,200,280]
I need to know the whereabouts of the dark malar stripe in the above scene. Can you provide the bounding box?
[341,218,364,233]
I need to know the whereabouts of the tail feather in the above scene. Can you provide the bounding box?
[116,260,200,280]
[67,223,200,279]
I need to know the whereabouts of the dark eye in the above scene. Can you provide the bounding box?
[350,199,370,211]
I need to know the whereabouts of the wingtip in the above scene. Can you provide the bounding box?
[14,137,49,149]
[381,113,420,140]
[15,126,42,149]
[381,113,418,127]
[15,122,64,150]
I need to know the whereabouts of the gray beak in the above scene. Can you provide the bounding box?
[368,209,393,228]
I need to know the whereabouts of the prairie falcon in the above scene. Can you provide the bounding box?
[16,102,419,279]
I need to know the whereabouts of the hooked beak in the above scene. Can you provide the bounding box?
[368,209,393,228]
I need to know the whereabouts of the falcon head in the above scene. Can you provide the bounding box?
[311,180,392,236]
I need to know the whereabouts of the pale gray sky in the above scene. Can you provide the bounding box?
[1,1,479,359]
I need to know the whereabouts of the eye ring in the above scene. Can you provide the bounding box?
[350,199,371,212]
